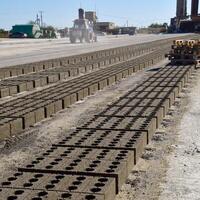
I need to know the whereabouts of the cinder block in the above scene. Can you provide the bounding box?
[77,89,84,101]
[40,77,48,86]
[33,79,41,88]
[70,93,77,104]
[22,111,36,128]
[122,70,129,78]
[62,95,71,108]
[35,107,45,123]
[128,68,134,75]
[26,81,34,91]
[45,102,55,118]
[116,72,123,81]
[9,86,18,96]
[0,122,10,141]
[10,118,23,135]
[0,88,10,98]
[54,100,63,112]
[83,87,89,97]
[17,83,27,93]
[98,79,107,90]
[108,76,116,86]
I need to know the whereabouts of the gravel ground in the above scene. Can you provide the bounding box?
[116,68,200,200]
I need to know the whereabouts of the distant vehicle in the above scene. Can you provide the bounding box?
[9,32,27,38]
[9,24,42,39]
[70,9,97,43]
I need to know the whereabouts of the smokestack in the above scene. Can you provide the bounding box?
[191,0,199,16]
[176,0,187,18]
[79,8,84,19]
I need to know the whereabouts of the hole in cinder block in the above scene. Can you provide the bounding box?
[54,158,62,162]
[34,174,43,178]
[76,176,86,181]
[8,177,17,181]
[36,157,44,161]
[72,181,82,185]
[95,182,105,187]
[14,190,24,195]
[65,166,74,171]
[23,183,33,187]
[61,193,72,198]
[45,165,53,169]
[68,186,77,191]
[7,196,17,200]
[31,198,42,200]
[51,179,60,184]
[14,173,23,177]
[45,184,55,189]
[85,194,96,200]
[98,178,108,183]
[38,191,48,197]
[29,178,38,183]
[90,187,101,193]
[2,182,11,186]
[106,169,114,173]
[86,168,95,172]
[55,175,65,180]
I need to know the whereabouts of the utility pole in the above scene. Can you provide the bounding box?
[39,11,44,27]
[126,20,129,27]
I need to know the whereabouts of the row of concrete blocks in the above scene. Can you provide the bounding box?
[0,45,166,101]
[0,48,167,112]
[0,64,194,200]
[0,35,188,81]
[0,67,193,199]
[0,38,167,80]
[0,45,157,99]
[0,51,166,141]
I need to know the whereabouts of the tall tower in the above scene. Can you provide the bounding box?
[176,0,187,19]
[191,0,199,17]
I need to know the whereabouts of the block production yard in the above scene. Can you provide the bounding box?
[0,34,200,200]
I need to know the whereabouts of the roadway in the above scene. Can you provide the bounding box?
[0,34,190,68]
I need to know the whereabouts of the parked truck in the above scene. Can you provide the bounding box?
[9,24,42,38]
[69,9,97,43]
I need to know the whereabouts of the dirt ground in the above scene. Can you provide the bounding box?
[0,61,199,200]
[116,69,200,200]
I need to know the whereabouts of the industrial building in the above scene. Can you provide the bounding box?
[95,22,116,32]
[170,0,200,32]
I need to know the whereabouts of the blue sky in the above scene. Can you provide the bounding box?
[0,0,192,30]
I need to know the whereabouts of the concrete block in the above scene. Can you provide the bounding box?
[0,88,10,98]
[10,118,23,135]
[116,72,123,81]
[83,87,89,98]
[62,96,71,108]
[45,102,55,118]
[17,83,27,93]
[0,122,10,141]
[35,107,45,123]
[122,70,129,78]
[26,81,34,91]
[77,89,84,101]
[22,111,36,128]
[54,100,63,112]
[70,93,77,104]
[9,86,18,96]
[108,75,116,86]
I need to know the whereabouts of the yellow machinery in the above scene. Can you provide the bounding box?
[166,39,200,67]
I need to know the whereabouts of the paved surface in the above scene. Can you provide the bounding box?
[0,34,189,67]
